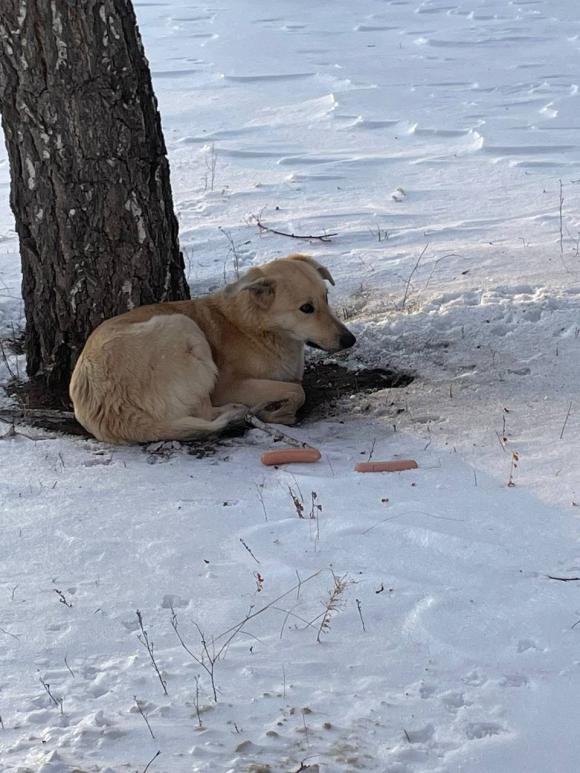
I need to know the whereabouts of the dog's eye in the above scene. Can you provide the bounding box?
[300,303,315,314]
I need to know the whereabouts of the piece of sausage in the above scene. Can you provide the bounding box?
[355,460,418,473]
[261,448,322,466]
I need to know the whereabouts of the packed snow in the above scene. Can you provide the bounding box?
[2,0,580,771]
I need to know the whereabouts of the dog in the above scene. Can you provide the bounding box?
[69,254,356,443]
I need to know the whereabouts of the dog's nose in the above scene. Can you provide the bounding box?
[339,331,356,349]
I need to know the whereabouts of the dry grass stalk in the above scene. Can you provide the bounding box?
[317,571,349,642]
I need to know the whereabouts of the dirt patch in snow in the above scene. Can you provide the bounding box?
[300,361,413,421]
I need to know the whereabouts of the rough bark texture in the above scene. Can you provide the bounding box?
[0,0,190,390]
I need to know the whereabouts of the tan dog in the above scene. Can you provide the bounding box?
[70,254,356,443]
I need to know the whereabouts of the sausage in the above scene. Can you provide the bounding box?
[355,459,418,473]
[261,448,322,466]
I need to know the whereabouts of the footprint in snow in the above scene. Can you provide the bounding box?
[464,721,506,740]
[161,593,189,609]
[404,722,435,743]
[440,690,467,710]
[517,638,540,653]
[500,673,529,687]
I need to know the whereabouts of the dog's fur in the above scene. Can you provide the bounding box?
[69,254,356,443]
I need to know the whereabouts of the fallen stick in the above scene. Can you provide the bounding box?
[546,575,580,582]
[0,407,76,423]
[246,414,313,449]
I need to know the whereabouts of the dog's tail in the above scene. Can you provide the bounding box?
[84,404,248,444]
[146,405,248,442]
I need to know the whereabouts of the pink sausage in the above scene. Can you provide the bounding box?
[355,460,418,473]
[261,448,322,466]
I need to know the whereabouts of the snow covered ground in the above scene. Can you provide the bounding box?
[2,0,580,770]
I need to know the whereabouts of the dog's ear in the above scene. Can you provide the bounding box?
[288,253,335,286]
[243,276,277,309]
[225,269,276,309]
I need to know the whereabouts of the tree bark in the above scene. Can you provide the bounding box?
[0,0,190,391]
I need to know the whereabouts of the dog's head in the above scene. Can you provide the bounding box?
[225,254,356,352]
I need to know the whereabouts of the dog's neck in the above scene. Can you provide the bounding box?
[262,330,305,380]
[242,326,305,381]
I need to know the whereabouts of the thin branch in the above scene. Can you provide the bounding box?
[560,400,573,440]
[39,676,63,714]
[170,571,322,703]
[195,623,219,701]
[0,626,20,641]
[170,609,218,702]
[251,214,337,243]
[559,179,564,255]
[255,483,268,522]
[355,598,366,633]
[277,604,324,639]
[54,588,73,608]
[215,570,322,644]
[295,569,303,601]
[64,655,75,678]
[288,486,305,518]
[136,610,168,696]
[547,575,580,582]
[142,750,161,773]
[239,537,260,564]
[134,696,156,739]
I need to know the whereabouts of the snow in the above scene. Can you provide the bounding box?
[2,0,580,770]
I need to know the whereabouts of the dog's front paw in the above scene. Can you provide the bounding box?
[256,400,298,425]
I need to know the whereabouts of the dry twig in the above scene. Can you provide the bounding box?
[355,598,366,633]
[400,243,429,310]
[136,610,168,696]
[507,451,520,487]
[246,414,312,449]
[559,179,564,255]
[239,537,260,564]
[251,213,337,242]
[560,401,573,440]
[547,575,580,582]
[142,750,161,773]
[39,676,63,714]
[134,696,156,739]
[170,608,218,702]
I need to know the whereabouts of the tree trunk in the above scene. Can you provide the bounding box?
[0,0,190,392]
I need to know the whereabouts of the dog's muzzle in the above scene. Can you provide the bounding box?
[339,331,356,350]
[306,331,357,352]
